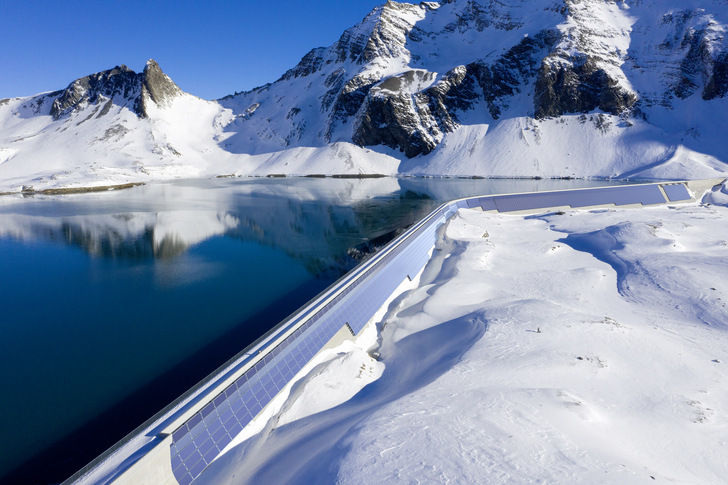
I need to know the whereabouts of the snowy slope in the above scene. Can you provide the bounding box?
[220,0,728,178]
[0,61,249,191]
[2,1,728,189]
[197,182,728,485]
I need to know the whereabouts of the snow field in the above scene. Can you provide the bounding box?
[199,187,728,484]
[339,206,728,484]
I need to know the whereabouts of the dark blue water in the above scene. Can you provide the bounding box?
[0,177,625,483]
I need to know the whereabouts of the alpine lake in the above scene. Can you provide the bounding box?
[0,176,630,483]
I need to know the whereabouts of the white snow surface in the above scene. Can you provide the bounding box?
[198,182,728,484]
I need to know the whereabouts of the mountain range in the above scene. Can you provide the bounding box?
[2,0,728,191]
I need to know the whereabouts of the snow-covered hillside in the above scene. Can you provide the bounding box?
[2,0,728,190]
[197,182,728,485]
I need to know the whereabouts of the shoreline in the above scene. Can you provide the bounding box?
[0,182,145,197]
[0,173,672,198]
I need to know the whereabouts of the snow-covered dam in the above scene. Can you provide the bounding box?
[67,180,718,485]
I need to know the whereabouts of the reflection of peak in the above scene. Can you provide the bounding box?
[153,235,190,259]
[151,212,240,258]
[0,210,240,261]
[60,220,157,260]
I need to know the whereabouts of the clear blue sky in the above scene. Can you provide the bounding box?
[0,0,385,100]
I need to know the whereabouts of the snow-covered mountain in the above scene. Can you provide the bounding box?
[2,0,728,191]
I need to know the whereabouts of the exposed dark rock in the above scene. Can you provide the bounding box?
[423,65,480,133]
[674,27,712,99]
[442,0,523,33]
[350,30,561,157]
[97,99,114,118]
[353,70,441,157]
[333,1,420,65]
[534,55,636,119]
[704,53,728,100]
[325,73,379,141]
[657,9,728,101]
[473,29,560,119]
[139,59,181,109]
[50,65,140,119]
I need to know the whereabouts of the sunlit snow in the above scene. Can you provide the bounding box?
[198,182,728,485]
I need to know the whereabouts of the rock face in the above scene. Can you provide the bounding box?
[50,60,181,120]
[353,70,441,157]
[534,56,637,119]
[139,59,182,112]
[703,53,728,100]
[219,0,728,159]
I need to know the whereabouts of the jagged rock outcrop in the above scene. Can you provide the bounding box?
[353,70,440,157]
[50,65,140,119]
[703,53,728,100]
[534,55,637,119]
[351,25,565,156]
[139,60,182,110]
[474,29,562,119]
[50,60,181,120]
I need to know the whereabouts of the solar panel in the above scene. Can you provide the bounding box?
[493,191,572,212]
[611,185,666,206]
[568,188,618,207]
[479,198,497,211]
[662,183,692,202]
[488,185,668,212]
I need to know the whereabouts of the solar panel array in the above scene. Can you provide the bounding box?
[167,182,690,484]
[169,205,447,485]
[468,184,669,213]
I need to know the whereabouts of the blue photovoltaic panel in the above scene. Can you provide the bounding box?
[489,185,667,213]
[566,188,612,208]
[493,191,572,212]
[479,197,497,211]
[611,185,665,206]
[662,183,692,202]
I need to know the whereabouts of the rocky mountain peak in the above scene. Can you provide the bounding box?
[332,1,425,66]
[203,0,728,166]
[139,59,182,111]
[49,60,181,120]
[277,1,425,84]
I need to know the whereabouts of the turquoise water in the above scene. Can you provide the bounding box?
[0,177,625,483]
